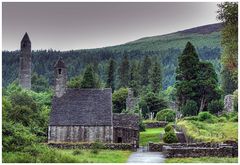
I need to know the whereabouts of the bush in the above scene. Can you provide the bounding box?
[2,121,37,152]
[207,100,224,114]
[230,116,238,122]
[164,124,174,133]
[183,116,198,121]
[218,116,227,123]
[198,112,217,123]
[156,109,176,122]
[180,100,198,116]
[163,131,178,143]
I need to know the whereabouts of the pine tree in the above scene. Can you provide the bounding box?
[150,59,162,94]
[81,65,101,88]
[106,58,116,92]
[140,55,152,86]
[118,54,130,88]
[129,60,141,96]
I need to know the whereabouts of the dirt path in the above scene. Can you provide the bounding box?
[127,146,165,163]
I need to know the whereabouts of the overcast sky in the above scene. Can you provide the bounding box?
[2,2,220,51]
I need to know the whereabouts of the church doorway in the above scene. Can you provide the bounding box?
[117,137,122,143]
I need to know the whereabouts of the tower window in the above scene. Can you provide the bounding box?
[58,69,62,74]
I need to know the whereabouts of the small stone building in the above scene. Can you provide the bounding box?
[48,58,139,146]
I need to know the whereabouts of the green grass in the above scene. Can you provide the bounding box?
[165,157,238,163]
[140,127,165,146]
[3,145,132,163]
[177,120,238,142]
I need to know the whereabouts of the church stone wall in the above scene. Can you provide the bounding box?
[113,128,139,147]
[48,126,113,143]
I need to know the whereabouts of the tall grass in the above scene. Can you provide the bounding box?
[177,120,238,142]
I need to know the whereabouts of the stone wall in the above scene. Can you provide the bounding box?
[113,127,139,147]
[48,142,135,151]
[48,126,113,143]
[162,143,238,158]
[148,142,238,157]
[149,142,164,152]
[145,121,168,128]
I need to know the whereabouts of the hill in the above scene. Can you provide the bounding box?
[2,23,223,89]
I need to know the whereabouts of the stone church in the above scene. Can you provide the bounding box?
[19,33,140,146]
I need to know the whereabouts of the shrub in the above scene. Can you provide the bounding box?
[90,149,99,154]
[180,100,198,116]
[218,116,227,123]
[163,131,178,143]
[183,116,198,121]
[156,109,176,122]
[207,100,224,114]
[164,124,174,133]
[198,112,217,123]
[230,116,238,122]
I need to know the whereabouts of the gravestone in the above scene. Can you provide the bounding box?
[224,95,234,113]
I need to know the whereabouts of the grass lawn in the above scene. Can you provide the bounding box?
[177,120,238,142]
[59,149,132,163]
[165,157,238,163]
[3,148,132,163]
[140,127,165,146]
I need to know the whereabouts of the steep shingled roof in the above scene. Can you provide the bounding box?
[54,57,66,68]
[49,88,112,126]
[113,113,139,130]
[21,32,31,43]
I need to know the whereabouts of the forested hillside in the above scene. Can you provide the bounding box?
[2,23,222,89]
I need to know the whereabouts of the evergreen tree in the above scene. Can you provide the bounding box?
[129,60,141,96]
[175,42,200,107]
[81,65,101,88]
[176,42,222,114]
[140,55,152,86]
[118,54,130,88]
[106,58,116,92]
[196,62,222,112]
[150,59,162,93]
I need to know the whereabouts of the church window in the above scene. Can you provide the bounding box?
[58,69,62,74]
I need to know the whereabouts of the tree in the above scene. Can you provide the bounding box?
[31,73,49,92]
[129,60,141,96]
[106,58,116,92]
[67,75,82,88]
[150,59,162,93]
[196,62,222,112]
[112,88,129,113]
[81,65,101,88]
[140,92,167,119]
[221,66,238,95]
[118,54,130,88]
[176,42,221,114]
[140,55,152,86]
[217,2,238,84]
[175,42,200,107]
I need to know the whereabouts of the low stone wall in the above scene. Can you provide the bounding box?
[145,121,168,128]
[162,143,238,158]
[48,142,135,151]
[149,142,164,152]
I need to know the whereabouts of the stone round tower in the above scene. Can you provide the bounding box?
[19,32,31,89]
[54,57,67,97]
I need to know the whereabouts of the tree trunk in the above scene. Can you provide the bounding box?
[199,96,206,113]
